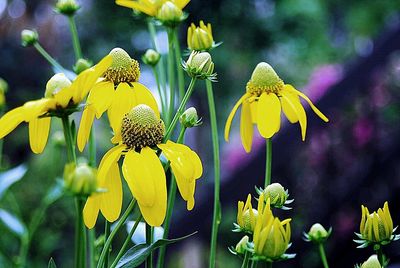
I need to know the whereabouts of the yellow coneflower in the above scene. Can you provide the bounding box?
[77,48,159,152]
[0,56,111,154]
[83,104,202,228]
[225,62,329,153]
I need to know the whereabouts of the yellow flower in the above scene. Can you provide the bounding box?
[77,48,159,152]
[236,194,258,233]
[116,0,189,21]
[83,104,202,227]
[224,62,329,153]
[253,194,291,260]
[0,56,111,154]
[360,202,393,243]
[187,21,214,51]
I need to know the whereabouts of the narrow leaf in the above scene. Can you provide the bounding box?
[0,165,27,199]
[0,209,27,237]
[48,257,57,268]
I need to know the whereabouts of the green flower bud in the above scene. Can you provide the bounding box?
[263,183,288,208]
[45,73,72,98]
[187,21,214,51]
[55,0,80,16]
[51,130,66,148]
[179,107,201,128]
[156,1,183,25]
[306,223,331,243]
[21,29,39,47]
[64,163,97,196]
[360,202,393,243]
[0,78,8,94]
[235,236,250,255]
[184,51,216,80]
[361,255,381,268]
[73,58,92,74]
[142,49,161,67]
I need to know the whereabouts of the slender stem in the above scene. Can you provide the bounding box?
[250,260,257,268]
[241,251,250,268]
[0,109,3,168]
[33,43,65,71]
[164,78,197,141]
[67,16,83,61]
[264,139,272,187]
[88,126,96,167]
[173,28,185,101]
[167,27,176,127]
[17,233,29,268]
[376,247,386,268]
[104,221,110,268]
[75,197,85,268]
[88,229,95,268]
[61,116,77,163]
[318,243,329,268]
[145,224,153,268]
[206,80,221,268]
[152,67,167,119]
[110,215,143,268]
[157,127,186,268]
[97,199,137,268]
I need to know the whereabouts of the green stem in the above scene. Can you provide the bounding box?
[241,251,250,268]
[376,247,386,268]
[145,223,153,268]
[33,43,65,71]
[75,197,85,268]
[17,233,29,268]
[97,199,137,268]
[164,78,197,141]
[152,67,167,119]
[104,221,110,268]
[157,127,186,268]
[110,215,143,268]
[0,109,3,169]
[61,116,77,163]
[167,27,176,127]
[67,15,83,61]
[173,28,185,101]
[88,126,96,167]
[264,139,272,187]
[206,80,221,268]
[88,229,95,268]
[250,260,257,268]
[318,243,329,268]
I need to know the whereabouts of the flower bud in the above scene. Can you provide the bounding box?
[142,49,161,67]
[0,78,8,94]
[235,236,250,255]
[73,58,92,74]
[360,255,381,268]
[51,130,66,148]
[305,223,331,243]
[236,194,258,233]
[156,1,183,25]
[64,163,97,196]
[187,21,214,51]
[21,29,39,47]
[184,51,216,80]
[45,73,72,98]
[359,202,393,244]
[55,0,80,16]
[263,183,288,208]
[179,107,201,128]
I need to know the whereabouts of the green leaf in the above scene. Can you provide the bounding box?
[48,257,57,268]
[43,179,64,205]
[0,165,27,199]
[116,232,197,268]
[0,208,27,237]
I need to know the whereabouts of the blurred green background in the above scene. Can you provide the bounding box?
[1,0,400,267]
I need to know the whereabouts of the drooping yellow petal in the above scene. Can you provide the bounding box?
[131,82,160,118]
[23,98,54,121]
[256,93,281,139]
[224,94,249,142]
[240,100,253,153]
[122,148,167,226]
[281,89,307,141]
[175,0,190,9]
[116,0,156,16]
[87,81,115,118]
[285,84,329,122]
[97,144,125,184]
[54,87,73,108]
[77,107,96,152]
[83,195,101,229]
[0,106,26,139]
[28,117,51,154]
[280,91,298,123]
[100,162,123,223]
[107,83,137,137]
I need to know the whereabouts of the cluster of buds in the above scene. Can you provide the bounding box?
[183,51,216,81]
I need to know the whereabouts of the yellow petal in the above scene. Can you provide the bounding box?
[176,0,190,9]
[285,84,329,122]
[224,94,249,142]
[100,162,123,223]
[281,89,307,141]
[240,100,253,153]
[256,93,281,139]
[107,83,137,136]
[116,0,156,16]
[83,195,101,229]
[131,82,160,119]
[280,90,298,123]
[28,117,51,154]
[77,107,96,152]
[0,106,26,139]
[87,81,115,119]
[122,148,167,226]
[23,98,54,121]
[97,144,125,185]
[54,87,73,108]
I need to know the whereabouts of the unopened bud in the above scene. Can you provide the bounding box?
[73,58,92,74]
[142,49,161,67]
[361,255,381,268]
[305,223,331,243]
[180,107,201,128]
[0,78,8,94]
[55,0,80,16]
[184,51,216,80]
[235,236,250,255]
[21,29,39,47]
[52,131,66,148]
[45,73,72,98]
[64,163,97,196]
[263,183,288,208]
[156,1,183,25]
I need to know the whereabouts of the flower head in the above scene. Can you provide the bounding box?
[262,183,290,209]
[179,107,201,128]
[183,51,216,81]
[235,194,259,233]
[83,104,202,228]
[21,29,38,47]
[225,62,329,153]
[55,0,80,16]
[64,163,97,196]
[77,48,159,152]
[235,235,250,255]
[0,55,111,154]
[304,223,332,243]
[142,49,161,67]
[187,21,215,51]
[359,255,381,268]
